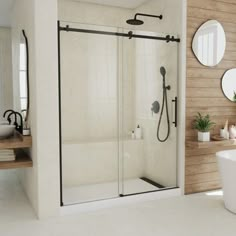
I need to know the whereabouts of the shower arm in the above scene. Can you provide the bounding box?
[134,13,163,20]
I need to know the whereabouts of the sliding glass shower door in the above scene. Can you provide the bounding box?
[59,22,179,205]
[60,23,120,205]
[120,30,178,196]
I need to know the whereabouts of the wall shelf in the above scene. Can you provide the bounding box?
[186,139,236,149]
[0,149,32,170]
[0,132,32,149]
[0,132,32,169]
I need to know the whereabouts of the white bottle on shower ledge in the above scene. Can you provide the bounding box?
[131,131,135,139]
[135,125,142,139]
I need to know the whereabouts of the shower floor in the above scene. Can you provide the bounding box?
[63,178,160,205]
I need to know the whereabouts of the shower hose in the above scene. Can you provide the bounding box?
[157,84,170,142]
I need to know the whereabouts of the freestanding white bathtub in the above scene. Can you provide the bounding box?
[216,150,236,214]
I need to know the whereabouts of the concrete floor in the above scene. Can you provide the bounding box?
[1,170,236,236]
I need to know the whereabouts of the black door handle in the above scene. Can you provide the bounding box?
[172,97,178,127]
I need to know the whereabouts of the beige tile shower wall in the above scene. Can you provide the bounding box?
[58,0,182,36]
[60,24,119,141]
[134,0,183,187]
[132,33,178,187]
[0,27,13,116]
[58,0,133,28]
[62,139,144,186]
[58,2,136,141]
[59,0,186,190]
[134,0,183,34]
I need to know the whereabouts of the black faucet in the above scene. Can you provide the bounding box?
[3,110,23,134]
[7,111,17,127]
[14,112,23,134]
[3,109,15,124]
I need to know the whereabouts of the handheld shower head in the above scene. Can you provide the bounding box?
[160,67,166,77]
[157,66,171,142]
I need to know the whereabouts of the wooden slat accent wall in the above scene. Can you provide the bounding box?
[186,0,236,194]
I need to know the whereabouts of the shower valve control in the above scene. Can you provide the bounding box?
[151,101,160,116]
[166,85,171,90]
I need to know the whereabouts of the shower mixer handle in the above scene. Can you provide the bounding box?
[166,85,171,90]
[151,101,160,116]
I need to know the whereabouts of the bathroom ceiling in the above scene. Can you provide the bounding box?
[68,0,149,9]
[0,0,14,26]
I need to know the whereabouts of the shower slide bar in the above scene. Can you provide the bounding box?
[59,25,180,43]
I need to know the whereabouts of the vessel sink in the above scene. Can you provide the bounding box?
[0,124,15,139]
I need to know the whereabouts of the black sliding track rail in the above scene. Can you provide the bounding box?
[59,25,181,43]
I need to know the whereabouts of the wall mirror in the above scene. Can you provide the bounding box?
[222,69,236,102]
[0,28,29,126]
[192,20,226,67]
[19,30,30,122]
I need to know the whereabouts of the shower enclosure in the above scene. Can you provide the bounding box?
[58,21,180,206]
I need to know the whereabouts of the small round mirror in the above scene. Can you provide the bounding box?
[222,69,236,102]
[192,20,226,67]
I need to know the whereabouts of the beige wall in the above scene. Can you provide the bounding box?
[0,27,13,116]
[12,0,60,219]
[12,0,38,215]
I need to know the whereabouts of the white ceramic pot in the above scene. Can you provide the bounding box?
[229,126,236,139]
[220,129,225,138]
[198,131,210,142]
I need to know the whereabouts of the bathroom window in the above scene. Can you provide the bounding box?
[19,43,27,111]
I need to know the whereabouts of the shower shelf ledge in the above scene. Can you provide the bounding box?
[186,139,236,149]
[63,137,144,144]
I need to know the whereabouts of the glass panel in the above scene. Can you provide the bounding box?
[121,30,178,195]
[60,23,120,205]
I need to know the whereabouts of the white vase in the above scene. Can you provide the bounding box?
[220,129,225,138]
[229,125,236,139]
[198,131,210,142]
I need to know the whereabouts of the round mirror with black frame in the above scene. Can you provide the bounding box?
[222,69,236,102]
[192,20,226,67]
[19,30,30,124]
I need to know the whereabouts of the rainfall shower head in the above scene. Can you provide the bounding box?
[126,13,163,26]
[126,18,144,26]
[160,66,166,77]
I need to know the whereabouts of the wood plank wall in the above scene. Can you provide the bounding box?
[186,0,236,194]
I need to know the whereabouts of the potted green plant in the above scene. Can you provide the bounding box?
[193,113,215,142]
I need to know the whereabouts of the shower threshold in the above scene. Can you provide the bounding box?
[63,178,163,205]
